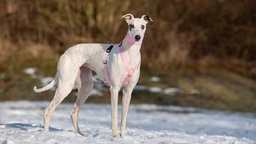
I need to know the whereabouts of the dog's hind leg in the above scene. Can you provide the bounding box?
[44,55,79,132]
[70,67,93,136]
[44,81,75,132]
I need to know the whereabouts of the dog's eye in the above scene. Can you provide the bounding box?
[141,25,145,30]
[129,24,134,30]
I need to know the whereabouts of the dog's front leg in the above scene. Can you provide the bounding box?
[120,86,132,138]
[110,87,119,137]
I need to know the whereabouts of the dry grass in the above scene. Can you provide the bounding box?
[1,0,255,69]
[175,69,256,111]
[0,0,255,111]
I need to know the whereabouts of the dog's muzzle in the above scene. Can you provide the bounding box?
[135,35,141,41]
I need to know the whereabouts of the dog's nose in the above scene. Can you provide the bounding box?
[135,35,141,41]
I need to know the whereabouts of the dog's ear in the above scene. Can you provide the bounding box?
[141,15,153,23]
[122,14,134,23]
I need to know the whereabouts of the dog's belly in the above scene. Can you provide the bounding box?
[81,63,105,82]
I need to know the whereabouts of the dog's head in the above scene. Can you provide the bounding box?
[122,14,153,42]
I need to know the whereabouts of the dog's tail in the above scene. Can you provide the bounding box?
[33,80,55,93]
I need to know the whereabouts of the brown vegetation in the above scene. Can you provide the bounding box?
[1,0,256,73]
[0,0,256,111]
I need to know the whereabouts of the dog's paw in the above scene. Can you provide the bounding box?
[120,134,125,138]
[112,132,118,137]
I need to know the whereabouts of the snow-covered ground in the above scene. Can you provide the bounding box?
[0,101,255,144]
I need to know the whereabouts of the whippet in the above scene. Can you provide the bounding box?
[33,14,153,137]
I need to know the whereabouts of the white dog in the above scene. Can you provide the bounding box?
[34,13,153,137]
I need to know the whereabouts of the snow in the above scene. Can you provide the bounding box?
[24,68,37,79]
[150,76,161,82]
[24,68,37,76]
[0,101,255,144]
[40,77,54,86]
[134,85,163,93]
[148,86,162,93]
[164,88,182,95]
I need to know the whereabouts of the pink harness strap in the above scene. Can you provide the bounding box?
[119,45,132,76]
[120,44,141,84]
[103,34,142,86]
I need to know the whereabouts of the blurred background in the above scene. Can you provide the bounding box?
[0,0,255,112]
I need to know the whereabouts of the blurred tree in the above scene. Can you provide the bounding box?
[0,0,255,76]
